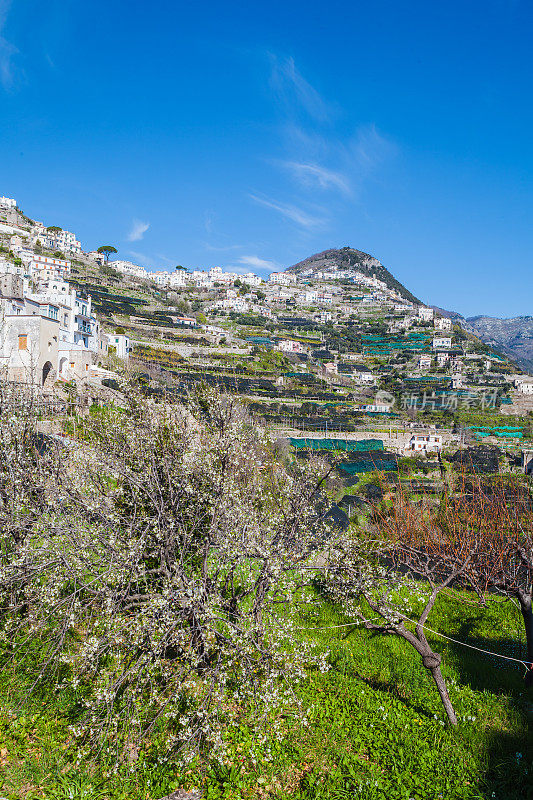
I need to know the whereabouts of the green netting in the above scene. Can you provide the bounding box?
[469,426,522,431]
[289,438,384,452]
[246,337,274,345]
[474,431,523,439]
[404,376,447,382]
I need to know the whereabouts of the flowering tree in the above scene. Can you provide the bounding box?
[3,387,335,762]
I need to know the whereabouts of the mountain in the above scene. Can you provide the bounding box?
[286,247,420,304]
[463,316,533,372]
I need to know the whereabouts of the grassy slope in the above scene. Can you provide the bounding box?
[1,591,532,800]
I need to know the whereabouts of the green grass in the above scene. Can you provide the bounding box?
[1,592,532,799]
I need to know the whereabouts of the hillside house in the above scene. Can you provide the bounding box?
[31,223,81,255]
[0,297,60,385]
[110,260,148,280]
[352,365,377,385]
[0,273,24,299]
[418,354,432,369]
[323,361,337,374]
[108,334,130,359]
[516,378,533,395]
[30,254,71,281]
[277,339,306,354]
[361,403,393,413]
[87,250,106,266]
[433,336,452,350]
[408,433,443,452]
[418,306,434,322]
[268,272,296,285]
[434,316,452,331]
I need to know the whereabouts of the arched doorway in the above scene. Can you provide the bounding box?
[59,356,68,376]
[42,361,53,385]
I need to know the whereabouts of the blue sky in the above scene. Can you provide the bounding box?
[0,0,532,317]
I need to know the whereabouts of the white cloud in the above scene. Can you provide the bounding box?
[352,124,396,171]
[203,243,245,252]
[127,218,150,242]
[269,55,330,121]
[249,193,325,229]
[0,1,18,91]
[127,250,156,268]
[238,255,278,270]
[281,161,351,195]
[156,253,175,265]
[204,211,215,234]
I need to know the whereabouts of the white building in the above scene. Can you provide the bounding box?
[516,377,533,395]
[31,223,82,255]
[0,297,60,385]
[418,306,434,322]
[29,280,99,350]
[418,353,432,369]
[277,339,306,354]
[87,250,106,266]
[298,290,318,305]
[352,365,377,385]
[433,336,452,350]
[169,270,188,288]
[0,222,29,238]
[208,267,235,285]
[110,260,148,279]
[436,352,450,366]
[408,433,443,452]
[150,271,171,286]
[0,196,17,210]
[251,304,273,319]
[241,272,262,287]
[30,254,71,280]
[217,296,250,313]
[109,333,130,359]
[434,316,452,331]
[269,272,296,285]
[188,270,213,289]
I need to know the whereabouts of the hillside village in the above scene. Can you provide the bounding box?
[1,192,532,474]
[2,195,533,800]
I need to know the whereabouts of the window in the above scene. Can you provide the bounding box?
[18,334,28,350]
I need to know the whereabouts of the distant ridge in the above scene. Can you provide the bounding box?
[285,246,420,304]
[430,305,464,320]
[463,315,533,371]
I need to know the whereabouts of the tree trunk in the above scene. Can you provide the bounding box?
[517,590,533,682]
[422,652,457,725]
[396,622,458,726]
[428,663,457,725]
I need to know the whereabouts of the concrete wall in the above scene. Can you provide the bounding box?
[0,313,60,385]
